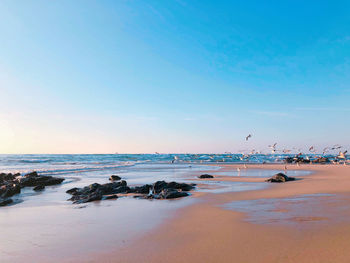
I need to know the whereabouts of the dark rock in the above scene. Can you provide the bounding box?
[109,175,121,181]
[0,198,13,206]
[66,187,79,195]
[1,183,21,198]
[266,173,295,183]
[198,174,214,179]
[17,172,65,187]
[0,173,16,183]
[66,181,130,203]
[128,184,152,194]
[284,156,311,164]
[33,185,45,191]
[152,181,195,194]
[313,157,330,164]
[0,171,64,207]
[66,179,195,204]
[284,157,294,164]
[160,188,189,199]
[104,194,118,200]
[69,191,103,204]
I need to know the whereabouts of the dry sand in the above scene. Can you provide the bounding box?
[79,164,350,263]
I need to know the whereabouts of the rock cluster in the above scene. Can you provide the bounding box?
[285,156,330,164]
[266,173,295,183]
[313,157,330,164]
[198,174,214,179]
[66,180,196,204]
[284,156,311,164]
[0,171,65,206]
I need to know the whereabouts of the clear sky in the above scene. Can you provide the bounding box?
[0,0,349,154]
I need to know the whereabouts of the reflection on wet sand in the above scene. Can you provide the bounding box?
[223,193,350,227]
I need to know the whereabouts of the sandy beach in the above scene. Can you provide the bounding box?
[80,164,350,263]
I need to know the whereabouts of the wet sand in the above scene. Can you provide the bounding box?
[88,164,350,263]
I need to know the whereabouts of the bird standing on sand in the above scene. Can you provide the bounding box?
[245,134,252,141]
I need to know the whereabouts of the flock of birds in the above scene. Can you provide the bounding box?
[168,133,348,165]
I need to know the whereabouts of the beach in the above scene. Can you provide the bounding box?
[1,158,350,263]
[87,164,350,263]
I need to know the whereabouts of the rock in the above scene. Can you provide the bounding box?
[128,184,152,194]
[266,173,295,183]
[0,171,64,207]
[66,179,195,203]
[33,185,45,191]
[284,156,311,164]
[284,157,294,164]
[104,194,119,200]
[109,175,121,181]
[66,180,130,203]
[0,183,21,198]
[313,157,330,164]
[198,174,214,179]
[152,181,195,194]
[0,198,13,206]
[66,187,79,195]
[160,188,189,199]
[17,172,65,187]
[0,173,16,183]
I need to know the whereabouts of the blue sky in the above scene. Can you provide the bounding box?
[0,0,349,153]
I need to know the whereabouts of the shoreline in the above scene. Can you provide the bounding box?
[84,164,350,263]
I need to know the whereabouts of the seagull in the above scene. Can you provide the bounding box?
[337,151,347,159]
[171,156,178,163]
[245,134,252,141]
[322,147,330,155]
[331,144,342,150]
[269,143,277,153]
[309,146,316,153]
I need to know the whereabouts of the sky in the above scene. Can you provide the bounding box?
[0,0,349,154]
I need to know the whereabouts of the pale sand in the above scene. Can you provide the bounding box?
[78,164,350,263]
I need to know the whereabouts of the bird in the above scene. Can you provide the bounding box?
[245,134,252,141]
[309,146,316,153]
[337,151,347,159]
[269,143,277,153]
[171,156,178,163]
[331,144,342,150]
[322,147,330,155]
[244,164,247,169]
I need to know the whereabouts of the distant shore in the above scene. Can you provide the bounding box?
[84,164,350,263]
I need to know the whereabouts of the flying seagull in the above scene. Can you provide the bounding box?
[245,134,252,141]
[309,146,316,153]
